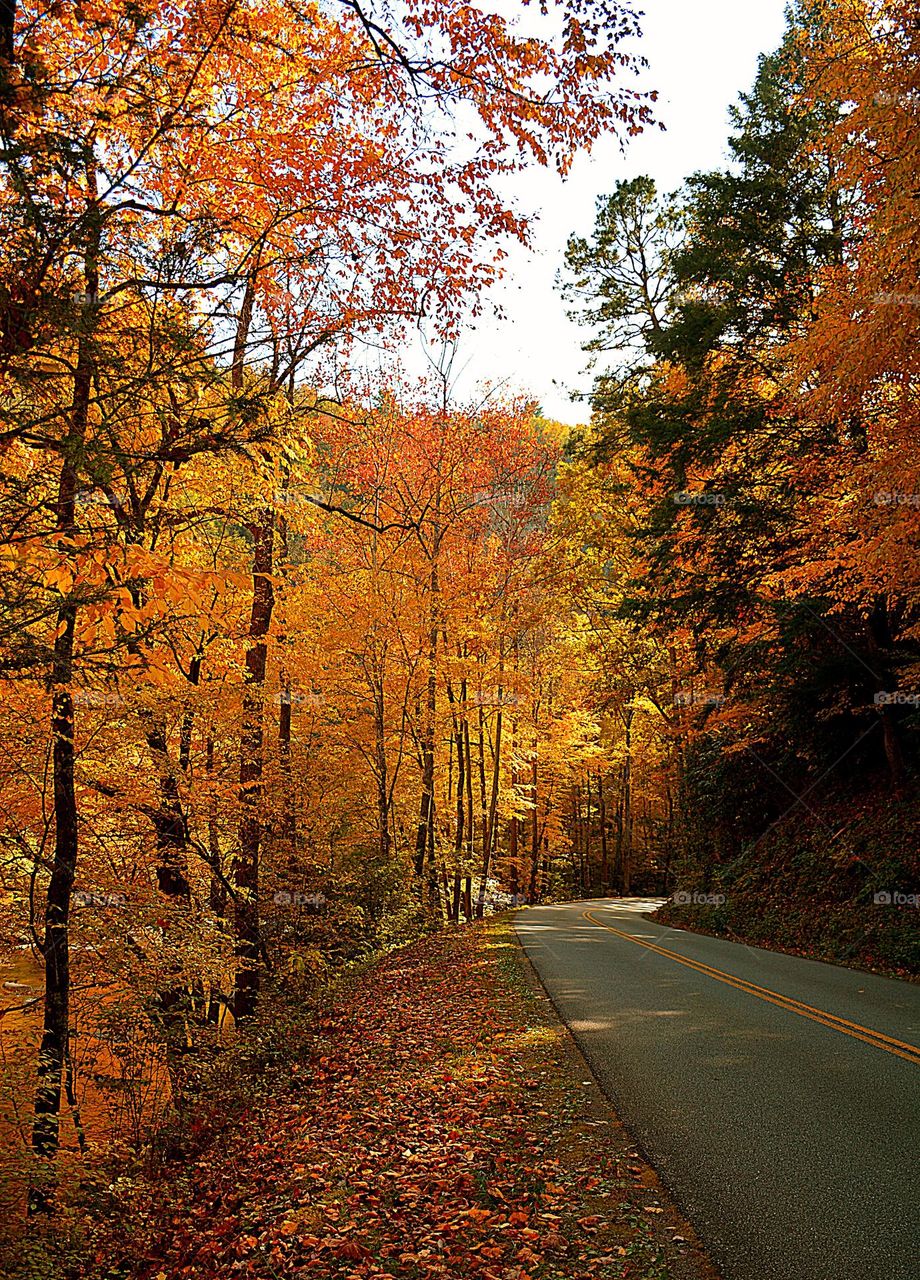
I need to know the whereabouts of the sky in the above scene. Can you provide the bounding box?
[411,0,791,423]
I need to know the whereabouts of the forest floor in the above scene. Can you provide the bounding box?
[35,917,719,1280]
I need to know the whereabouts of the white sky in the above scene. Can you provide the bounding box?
[418,0,791,423]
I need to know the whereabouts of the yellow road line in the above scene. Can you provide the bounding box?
[582,909,920,1067]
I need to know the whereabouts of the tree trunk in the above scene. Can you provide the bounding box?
[426,789,441,916]
[278,675,297,851]
[599,774,609,892]
[33,608,78,1168]
[145,717,192,898]
[622,708,633,895]
[178,651,201,773]
[584,775,593,893]
[669,646,690,864]
[233,506,275,1021]
[463,677,474,865]
[476,654,504,918]
[414,555,439,903]
[141,712,203,1110]
[527,756,540,903]
[206,735,226,1025]
[450,869,461,924]
[445,675,465,866]
[477,701,488,865]
[868,595,907,791]
[31,169,98,1195]
[276,455,297,852]
[374,682,392,862]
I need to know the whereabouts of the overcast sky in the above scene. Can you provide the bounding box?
[407,0,791,423]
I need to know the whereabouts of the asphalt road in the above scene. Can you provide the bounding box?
[516,899,920,1280]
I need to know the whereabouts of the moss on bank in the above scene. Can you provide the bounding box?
[657,783,920,979]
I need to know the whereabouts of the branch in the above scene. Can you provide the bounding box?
[303,493,419,534]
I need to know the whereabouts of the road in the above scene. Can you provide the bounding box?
[515,899,920,1280]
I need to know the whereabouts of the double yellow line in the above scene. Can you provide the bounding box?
[582,909,920,1067]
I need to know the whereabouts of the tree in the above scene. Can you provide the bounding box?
[561,3,919,901]
[1,0,657,1182]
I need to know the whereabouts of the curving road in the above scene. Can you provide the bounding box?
[516,898,920,1280]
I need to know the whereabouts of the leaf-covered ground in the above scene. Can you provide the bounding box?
[87,919,718,1280]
